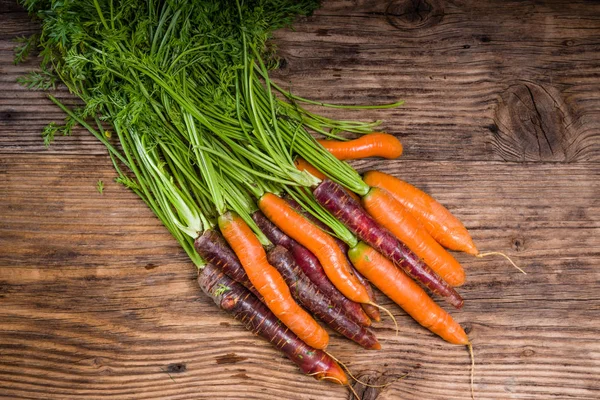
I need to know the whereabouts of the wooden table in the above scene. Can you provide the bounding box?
[1,1,599,399]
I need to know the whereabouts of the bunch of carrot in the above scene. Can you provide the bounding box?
[18,0,523,394]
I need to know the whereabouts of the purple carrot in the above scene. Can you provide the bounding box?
[194,229,261,299]
[251,211,372,327]
[198,264,348,384]
[267,246,380,350]
[282,199,381,321]
[313,179,464,309]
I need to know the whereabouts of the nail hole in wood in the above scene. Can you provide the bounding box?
[512,238,525,252]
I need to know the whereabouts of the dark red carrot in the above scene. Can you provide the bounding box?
[313,179,464,309]
[283,197,381,321]
[198,263,348,384]
[194,229,261,299]
[267,246,380,350]
[252,210,372,327]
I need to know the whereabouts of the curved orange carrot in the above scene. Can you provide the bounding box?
[294,157,326,180]
[258,193,370,304]
[317,133,403,161]
[362,187,466,287]
[364,170,477,255]
[349,242,469,345]
[218,211,329,350]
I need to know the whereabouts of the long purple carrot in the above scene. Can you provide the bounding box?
[283,198,381,321]
[198,264,348,384]
[251,211,372,327]
[267,246,381,350]
[313,179,464,309]
[194,229,260,299]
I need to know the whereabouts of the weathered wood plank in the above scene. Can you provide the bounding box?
[1,0,600,399]
[1,154,599,399]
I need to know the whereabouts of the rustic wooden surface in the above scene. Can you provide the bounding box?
[1,0,599,399]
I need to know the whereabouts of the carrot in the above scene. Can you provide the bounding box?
[267,246,381,350]
[252,210,373,327]
[353,269,381,322]
[313,179,464,309]
[363,170,477,254]
[258,193,371,304]
[218,211,329,350]
[348,243,469,345]
[317,133,403,161]
[281,197,382,321]
[293,160,361,202]
[362,187,466,287]
[194,229,261,299]
[295,157,326,180]
[198,263,348,384]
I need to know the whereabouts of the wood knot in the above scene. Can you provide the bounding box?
[512,237,525,252]
[350,371,402,400]
[385,0,444,30]
[166,363,187,373]
[520,348,535,358]
[491,82,582,162]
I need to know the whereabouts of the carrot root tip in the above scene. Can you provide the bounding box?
[468,343,475,400]
[368,302,398,336]
[325,351,392,390]
[476,251,526,274]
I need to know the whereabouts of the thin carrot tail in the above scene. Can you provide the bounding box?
[324,350,395,389]
[368,302,398,336]
[468,343,475,400]
[476,251,526,274]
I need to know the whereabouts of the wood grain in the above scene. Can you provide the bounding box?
[1,0,599,399]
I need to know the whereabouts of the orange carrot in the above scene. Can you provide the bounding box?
[218,211,329,350]
[363,170,477,255]
[348,242,469,345]
[294,157,326,180]
[258,193,371,304]
[317,133,403,161]
[362,187,466,287]
[313,180,464,309]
